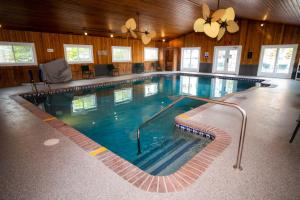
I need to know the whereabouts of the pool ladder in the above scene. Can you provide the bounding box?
[136,96,247,171]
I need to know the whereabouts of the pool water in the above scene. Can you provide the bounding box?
[28,75,257,175]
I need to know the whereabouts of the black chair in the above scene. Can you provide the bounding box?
[81,65,94,79]
[132,63,144,74]
[290,115,300,143]
[107,64,119,76]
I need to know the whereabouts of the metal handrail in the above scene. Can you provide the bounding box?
[136,96,185,154]
[136,95,247,170]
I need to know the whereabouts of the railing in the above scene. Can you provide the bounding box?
[136,96,185,154]
[136,95,247,170]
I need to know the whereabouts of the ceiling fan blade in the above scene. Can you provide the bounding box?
[204,21,220,38]
[217,27,226,41]
[212,9,226,22]
[130,29,138,38]
[141,34,151,45]
[194,18,205,32]
[202,3,210,20]
[121,25,128,33]
[149,30,156,38]
[227,20,239,33]
[221,7,235,22]
[125,18,137,30]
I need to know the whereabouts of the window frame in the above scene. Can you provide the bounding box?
[257,44,298,78]
[180,47,201,72]
[0,41,38,66]
[212,45,242,75]
[63,44,94,64]
[144,47,159,61]
[112,46,132,62]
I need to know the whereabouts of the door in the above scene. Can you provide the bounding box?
[213,46,242,75]
[257,44,298,78]
[180,47,200,72]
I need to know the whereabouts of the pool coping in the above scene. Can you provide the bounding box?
[10,73,261,193]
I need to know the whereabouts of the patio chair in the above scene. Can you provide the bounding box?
[81,65,94,79]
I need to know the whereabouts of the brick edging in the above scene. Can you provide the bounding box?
[11,93,232,193]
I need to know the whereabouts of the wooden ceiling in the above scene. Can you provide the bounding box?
[0,0,299,40]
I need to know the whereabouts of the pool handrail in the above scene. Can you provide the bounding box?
[136,95,247,171]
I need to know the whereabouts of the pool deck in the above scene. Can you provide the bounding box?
[0,72,299,200]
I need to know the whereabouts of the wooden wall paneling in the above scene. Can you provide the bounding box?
[169,19,300,75]
[282,25,300,67]
[0,29,166,87]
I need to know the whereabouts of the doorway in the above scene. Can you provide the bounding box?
[212,46,242,75]
[180,47,200,72]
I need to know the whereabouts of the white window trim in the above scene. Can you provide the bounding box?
[180,47,201,72]
[212,45,242,75]
[112,46,132,62]
[0,41,38,66]
[63,44,94,64]
[144,47,159,61]
[257,44,298,78]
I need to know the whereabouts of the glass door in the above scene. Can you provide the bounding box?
[213,46,242,75]
[181,47,200,72]
[258,45,298,78]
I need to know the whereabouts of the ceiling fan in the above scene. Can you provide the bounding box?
[121,14,156,45]
[193,0,239,40]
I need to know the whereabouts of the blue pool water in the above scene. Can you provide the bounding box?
[28,75,257,175]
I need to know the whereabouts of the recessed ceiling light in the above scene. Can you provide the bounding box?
[162,39,166,42]
[0,24,2,28]
[110,34,114,38]
[84,32,88,35]
[260,23,264,27]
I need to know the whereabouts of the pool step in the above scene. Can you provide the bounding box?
[132,139,173,165]
[133,139,186,169]
[148,140,200,175]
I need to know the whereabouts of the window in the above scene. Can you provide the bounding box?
[181,47,200,72]
[114,88,133,104]
[72,94,97,114]
[0,42,37,66]
[144,47,158,61]
[64,44,93,64]
[144,83,158,97]
[258,44,298,78]
[112,46,131,62]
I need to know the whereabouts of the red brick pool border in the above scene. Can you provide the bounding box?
[11,93,232,193]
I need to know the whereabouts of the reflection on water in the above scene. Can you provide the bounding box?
[114,88,133,104]
[72,94,97,114]
[144,83,158,97]
[180,76,198,96]
[210,78,237,98]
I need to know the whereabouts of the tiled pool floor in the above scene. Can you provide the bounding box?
[0,72,299,200]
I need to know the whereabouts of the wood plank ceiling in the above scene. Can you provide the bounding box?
[0,0,299,40]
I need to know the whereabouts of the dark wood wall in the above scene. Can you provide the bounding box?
[0,29,167,87]
[169,19,300,75]
[0,18,300,87]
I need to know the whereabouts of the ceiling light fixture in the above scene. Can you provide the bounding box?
[121,13,156,45]
[260,23,264,27]
[110,34,114,38]
[193,0,239,41]
[84,32,88,36]
[0,24,2,28]
[162,39,166,42]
